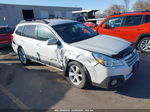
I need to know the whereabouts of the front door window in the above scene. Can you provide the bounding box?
[103,17,123,28]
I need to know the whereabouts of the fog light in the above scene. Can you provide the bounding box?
[111,80,117,86]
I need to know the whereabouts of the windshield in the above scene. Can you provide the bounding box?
[0,27,12,34]
[52,22,98,43]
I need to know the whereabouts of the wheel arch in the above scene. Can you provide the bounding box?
[17,46,22,51]
[135,33,150,46]
[63,59,92,82]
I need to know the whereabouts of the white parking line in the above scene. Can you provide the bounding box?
[0,84,30,110]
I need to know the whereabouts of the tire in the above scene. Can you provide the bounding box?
[66,61,90,89]
[18,47,31,65]
[138,37,150,53]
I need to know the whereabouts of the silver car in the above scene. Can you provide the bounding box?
[12,19,139,89]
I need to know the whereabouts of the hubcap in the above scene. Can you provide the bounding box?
[140,40,150,52]
[19,49,26,63]
[69,65,83,85]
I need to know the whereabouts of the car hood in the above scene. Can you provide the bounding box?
[70,34,131,56]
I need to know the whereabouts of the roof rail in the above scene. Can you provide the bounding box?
[111,10,150,16]
[19,18,49,24]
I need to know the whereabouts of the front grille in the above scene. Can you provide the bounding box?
[123,49,139,67]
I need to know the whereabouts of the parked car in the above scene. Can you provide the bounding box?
[84,22,96,28]
[87,11,150,53]
[0,26,13,47]
[12,19,139,89]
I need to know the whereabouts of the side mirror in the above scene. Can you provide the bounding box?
[47,38,59,45]
[102,24,107,28]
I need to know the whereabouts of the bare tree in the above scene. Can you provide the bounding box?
[123,0,130,11]
[104,4,126,16]
[133,0,150,11]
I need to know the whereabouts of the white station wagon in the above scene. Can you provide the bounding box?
[12,19,139,89]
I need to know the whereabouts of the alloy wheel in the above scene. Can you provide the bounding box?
[140,39,150,52]
[69,65,83,86]
[18,48,26,64]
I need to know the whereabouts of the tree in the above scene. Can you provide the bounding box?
[104,4,126,16]
[133,0,150,11]
[123,0,130,12]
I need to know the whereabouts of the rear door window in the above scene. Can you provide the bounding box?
[37,25,56,41]
[23,25,36,39]
[15,26,24,35]
[145,15,150,23]
[123,15,143,26]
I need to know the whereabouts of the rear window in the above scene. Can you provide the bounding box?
[22,25,36,39]
[145,15,150,23]
[123,15,143,26]
[15,26,24,35]
[0,27,12,34]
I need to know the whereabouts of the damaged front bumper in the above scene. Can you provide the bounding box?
[91,61,139,89]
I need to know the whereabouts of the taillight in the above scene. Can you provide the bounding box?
[10,35,14,39]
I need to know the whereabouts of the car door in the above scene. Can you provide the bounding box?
[118,15,144,42]
[35,25,62,67]
[97,17,124,38]
[144,14,150,31]
[22,25,38,58]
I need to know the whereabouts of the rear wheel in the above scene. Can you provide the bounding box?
[18,47,31,65]
[138,37,150,53]
[66,61,90,89]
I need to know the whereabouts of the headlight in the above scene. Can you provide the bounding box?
[92,52,123,67]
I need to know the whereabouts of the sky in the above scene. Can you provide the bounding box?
[0,0,138,12]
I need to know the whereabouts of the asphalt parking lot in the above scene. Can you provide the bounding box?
[0,47,150,111]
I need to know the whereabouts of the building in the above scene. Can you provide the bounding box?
[72,9,105,24]
[0,4,82,27]
[72,9,99,19]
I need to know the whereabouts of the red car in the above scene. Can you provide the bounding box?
[84,22,96,28]
[0,26,13,47]
[86,11,150,53]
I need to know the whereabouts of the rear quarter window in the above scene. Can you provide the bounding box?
[15,26,24,35]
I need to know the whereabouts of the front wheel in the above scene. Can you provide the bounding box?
[138,37,150,53]
[18,48,31,65]
[66,61,90,89]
